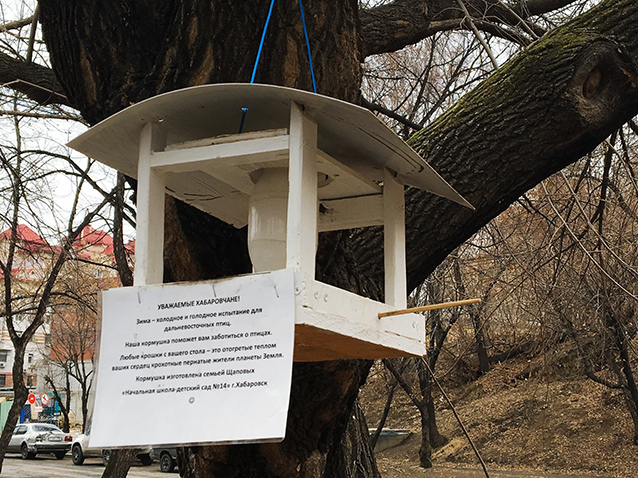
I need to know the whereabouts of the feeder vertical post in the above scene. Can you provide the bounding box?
[134,122,167,286]
[383,168,407,308]
[287,101,318,274]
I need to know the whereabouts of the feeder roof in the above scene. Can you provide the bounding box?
[68,83,472,225]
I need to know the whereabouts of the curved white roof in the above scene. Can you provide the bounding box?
[68,83,472,223]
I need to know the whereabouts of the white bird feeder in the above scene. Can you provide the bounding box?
[68,84,472,362]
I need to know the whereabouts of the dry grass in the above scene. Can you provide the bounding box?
[361,354,638,478]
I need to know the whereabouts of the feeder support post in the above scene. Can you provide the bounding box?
[134,122,167,286]
[383,168,407,308]
[286,101,318,274]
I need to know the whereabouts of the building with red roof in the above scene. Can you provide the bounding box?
[0,224,133,426]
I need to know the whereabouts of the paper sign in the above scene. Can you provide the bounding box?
[90,269,295,448]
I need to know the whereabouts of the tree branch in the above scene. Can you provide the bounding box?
[360,0,580,56]
[0,17,33,32]
[0,52,71,106]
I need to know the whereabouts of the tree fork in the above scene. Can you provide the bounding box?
[331,0,638,294]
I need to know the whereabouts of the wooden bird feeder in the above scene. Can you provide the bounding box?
[68,84,472,362]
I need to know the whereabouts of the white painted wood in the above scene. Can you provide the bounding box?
[135,122,166,286]
[286,102,318,274]
[160,138,380,202]
[293,271,425,360]
[318,195,383,232]
[68,83,471,211]
[383,168,407,308]
[152,135,290,172]
[161,170,249,228]
[166,128,288,150]
[316,150,381,199]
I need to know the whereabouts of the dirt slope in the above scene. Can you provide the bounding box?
[361,358,638,478]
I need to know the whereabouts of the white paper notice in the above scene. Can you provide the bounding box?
[90,269,295,448]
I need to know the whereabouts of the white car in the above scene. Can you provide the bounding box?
[71,433,153,466]
[8,423,73,459]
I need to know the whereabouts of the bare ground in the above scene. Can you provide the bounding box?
[361,357,638,478]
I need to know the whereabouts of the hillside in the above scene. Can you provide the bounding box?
[361,353,638,478]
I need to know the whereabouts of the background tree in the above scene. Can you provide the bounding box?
[0,122,112,469]
[0,42,120,467]
[45,280,98,433]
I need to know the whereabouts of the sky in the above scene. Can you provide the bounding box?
[0,0,134,242]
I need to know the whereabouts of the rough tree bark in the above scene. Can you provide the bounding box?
[29,0,638,476]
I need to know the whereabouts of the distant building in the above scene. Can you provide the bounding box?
[0,224,134,426]
[0,225,55,396]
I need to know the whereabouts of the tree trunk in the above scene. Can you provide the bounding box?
[324,399,381,478]
[102,448,139,478]
[418,406,433,469]
[0,343,28,472]
[40,2,372,477]
[423,373,447,449]
[45,374,70,432]
[605,304,638,445]
[64,373,72,431]
[36,0,638,476]
[369,381,397,450]
[417,359,447,467]
[470,310,491,376]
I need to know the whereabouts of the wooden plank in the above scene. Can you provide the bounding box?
[293,324,420,361]
[294,272,425,360]
[318,195,383,232]
[316,150,381,200]
[152,134,289,172]
[286,102,318,273]
[383,169,407,308]
[166,128,288,150]
[135,123,166,286]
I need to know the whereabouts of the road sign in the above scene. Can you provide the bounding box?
[27,393,36,404]
[40,393,50,406]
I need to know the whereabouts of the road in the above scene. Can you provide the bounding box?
[1,453,173,477]
[2,455,625,478]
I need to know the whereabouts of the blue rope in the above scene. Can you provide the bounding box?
[298,0,317,94]
[250,0,277,84]
[240,0,317,132]
[240,0,276,133]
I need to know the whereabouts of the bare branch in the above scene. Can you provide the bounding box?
[360,0,573,56]
[0,52,70,106]
[0,17,33,33]
[25,6,39,64]
[360,96,422,131]
[0,108,83,121]
[456,0,499,69]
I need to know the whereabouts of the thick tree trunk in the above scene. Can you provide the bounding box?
[102,448,139,478]
[36,0,638,476]
[40,2,375,477]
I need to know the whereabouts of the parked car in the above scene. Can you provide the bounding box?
[152,447,179,473]
[8,423,72,460]
[71,433,153,466]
